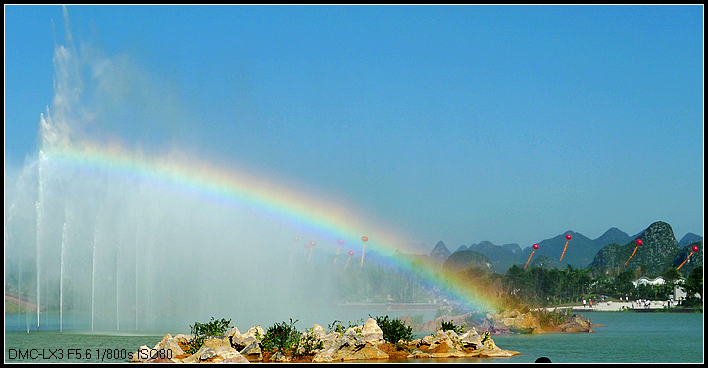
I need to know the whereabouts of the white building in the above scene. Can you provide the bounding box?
[632,276,699,302]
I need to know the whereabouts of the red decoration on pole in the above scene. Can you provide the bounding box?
[360,236,368,267]
[625,239,642,265]
[560,234,572,261]
[524,244,539,269]
[344,250,355,269]
[677,245,699,270]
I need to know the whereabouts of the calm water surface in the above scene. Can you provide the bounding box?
[5,312,703,363]
[490,312,703,363]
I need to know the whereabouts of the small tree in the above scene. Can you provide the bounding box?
[682,265,703,307]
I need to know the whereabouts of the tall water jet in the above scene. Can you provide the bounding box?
[116,239,120,332]
[5,6,394,333]
[59,208,69,334]
[91,223,97,333]
[35,149,46,332]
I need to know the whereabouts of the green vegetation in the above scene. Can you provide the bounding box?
[370,315,413,343]
[440,320,465,335]
[327,318,364,335]
[297,327,325,356]
[681,266,703,310]
[532,307,573,327]
[260,318,301,354]
[336,254,702,315]
[186,317,232,355]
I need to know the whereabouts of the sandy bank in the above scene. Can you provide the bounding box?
[538,300,679,312]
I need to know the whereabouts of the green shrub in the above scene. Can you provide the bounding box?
[296,327,324,356]
[370,315,413,343]
[261,318,300,354]
[440,320,465,335]
[327,318,364,335]
[185,317,232,354]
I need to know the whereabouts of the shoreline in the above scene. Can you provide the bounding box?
[537,300,695,312]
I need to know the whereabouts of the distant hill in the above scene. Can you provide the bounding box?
[430,241,451,263]
[671,240,703,276]
[520,228,632,271]
[588,221,682,276]
[467,241,524,273]
[442,250,494,273]
[463,227,632,273]
[679,233,703,247]
[391,222,700,277]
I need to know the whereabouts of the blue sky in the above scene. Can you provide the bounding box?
[4,5,704,250]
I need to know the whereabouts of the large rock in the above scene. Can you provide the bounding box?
[269,351,290,362]
[557,314,594,333]
[226,327,241,339]
[173,334,195,352]
[231,325,265,350]
[409,329,520,359]
[489,310,543,334]
[239,341,262,362]
[311,326,389,362]
[181,336,249,363]
[458,328,483,349]
[361,318,384,345]
[129,345,151,363]
[131,334,187,363]
[308,323,340,348]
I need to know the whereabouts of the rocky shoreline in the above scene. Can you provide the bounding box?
[129,318,521,363]
[401,309,599,335]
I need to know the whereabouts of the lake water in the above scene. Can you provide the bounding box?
[4,312,703,363]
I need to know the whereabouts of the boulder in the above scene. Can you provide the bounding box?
[231,325,264,350]
[489,310,543,334]
[424,330,466,357]
[269,351,290,362]
[239,341,263,362]
[557,314,594,333]
[361,318,385,345]
[132,334,187,363]
[311,326,389,362]
[130,345,151,363]
[173,334,195,352]
[152,334,173,351]
[181,336,248,363]
[459,328,483,349]
[162,337,186,357]
[225,327,241,339]
[306,323,339,346]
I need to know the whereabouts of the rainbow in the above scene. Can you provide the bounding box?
[42,140,502,312]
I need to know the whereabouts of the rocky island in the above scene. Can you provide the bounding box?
[130,317,520,363]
